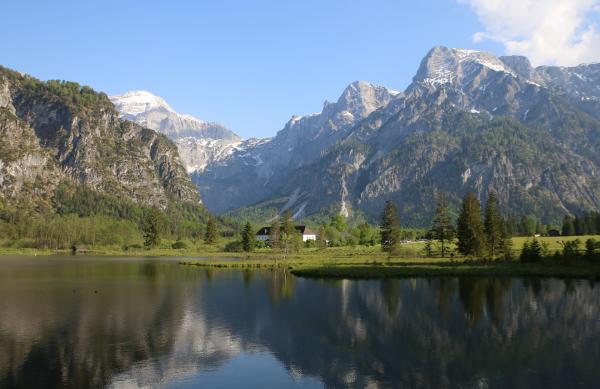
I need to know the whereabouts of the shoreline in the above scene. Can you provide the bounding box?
[180,257,600,280]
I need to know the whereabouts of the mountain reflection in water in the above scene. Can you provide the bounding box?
[0,257,599,389]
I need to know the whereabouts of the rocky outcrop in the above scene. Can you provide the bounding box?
[0,66,200,210]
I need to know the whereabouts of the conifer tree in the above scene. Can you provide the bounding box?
[204,215,219,244]
[316,225,327,249]
[282,209,295,236]
[562,215,575,236]
[380,200,401,254]
[143,208,161,248]
[241,221,254,253]
[456,192,486,257]
[281,210,295,255]
[484,192,504,258]
[270,218,281,250]
[430,192,454,257]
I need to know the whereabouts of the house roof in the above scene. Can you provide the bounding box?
[256,225,316,236]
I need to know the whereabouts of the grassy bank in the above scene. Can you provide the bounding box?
[290,261,600,279]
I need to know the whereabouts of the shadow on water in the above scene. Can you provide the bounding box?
[1,257,600,388]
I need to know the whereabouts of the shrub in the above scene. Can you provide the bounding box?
[520,239,543,262]
[224,240,243,252]
[172,239,189,250]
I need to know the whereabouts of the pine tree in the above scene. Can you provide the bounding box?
[282,210,295,236]
[484,192,504,259]
[456,193,486,257]
[430,192,454,257]
[380,200,401,254]
[562,215,575,236]
[316,225,327,249]
[574,215,585,235]
[270,219,281,250]
[204,215,219,244]
[143,208,160,248]
[241,221,254,253]
[281,210,295,256]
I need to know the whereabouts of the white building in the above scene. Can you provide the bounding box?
[256,225,317,242]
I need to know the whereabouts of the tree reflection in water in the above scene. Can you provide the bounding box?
[1,258,600,389]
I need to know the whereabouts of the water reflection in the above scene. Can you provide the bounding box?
[1,257,600,388]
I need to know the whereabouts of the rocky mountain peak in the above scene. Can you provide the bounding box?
[110,91,240,142]
[111,90,176,116]
[499,55,537,80]
[334,81,401,119]
[413,45,516,87]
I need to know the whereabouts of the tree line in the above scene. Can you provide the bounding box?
[379,192,512,259]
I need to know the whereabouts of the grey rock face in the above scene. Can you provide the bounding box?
[194,46,600,224]
[194,81,400,213]
[0,67,200,209]
[111,90,242,173]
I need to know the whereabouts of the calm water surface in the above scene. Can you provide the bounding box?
[1,256,599,388]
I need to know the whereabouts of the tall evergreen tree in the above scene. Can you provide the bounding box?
[241,221,254,253]
[521,215,537,236]
[562,215,575,236]
[456,193,486,257]
[484,192,504,258]
[282,210,295,236]
[316,225,327,249]
[430,192,454,257]
[281,210,295,255]
[143,208,161,248]
[204,215,219,244]
[574,215,585,235]
[380,200,401,254]
[270,218,281,250]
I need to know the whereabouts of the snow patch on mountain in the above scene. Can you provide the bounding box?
[415,46,516,86]
[111,90,243,173]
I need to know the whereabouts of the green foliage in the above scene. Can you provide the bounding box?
[520,239,543,262]
[520,215,538,237]
[241,221,255,253]
[357,222,376,246]
[380,200,401,254]
[484,192,506,259]
[585,239,600,260]
[430,192,455,257]
[270,219,281,250]
[456,193,486,257]
[224,240,243,252]
[282,210,295,237]
[561,239,582,258]
[2,214,141,249]
[171,239,189,250]
[316,225,327,249]
[143,208,161,248]
[204,215,219,245]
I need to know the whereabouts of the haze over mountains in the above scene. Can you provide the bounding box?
[110,45,600,225]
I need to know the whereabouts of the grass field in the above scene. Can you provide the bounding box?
[179,235,600,279]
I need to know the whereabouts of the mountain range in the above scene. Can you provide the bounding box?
[112,46,599,225]
[2,44,598,226]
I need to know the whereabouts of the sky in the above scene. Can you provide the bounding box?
[2,0,599,139]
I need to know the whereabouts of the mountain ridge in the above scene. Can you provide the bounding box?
[193,46,600,225]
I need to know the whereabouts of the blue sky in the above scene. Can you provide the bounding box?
[2,0,598,138]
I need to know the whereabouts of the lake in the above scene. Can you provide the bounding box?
[0,257,599,388]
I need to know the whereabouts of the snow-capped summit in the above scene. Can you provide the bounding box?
[110,90,239,141]
[110,90,242,173]
[110,90,177,116]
